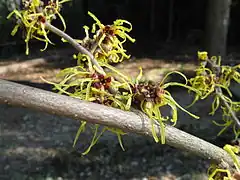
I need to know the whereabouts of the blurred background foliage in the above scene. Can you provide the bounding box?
[0,0,239,59]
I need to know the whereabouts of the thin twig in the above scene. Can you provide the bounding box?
[44,22,105,75]
[217,88,240,127]
[44,21,118,94]
[206,59,240,128]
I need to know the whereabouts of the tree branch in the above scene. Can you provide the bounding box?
[206,59,240,128]
[44,22,117,95]
[216,87,240,127]
[0,79,238,168]
[44,22,105,75]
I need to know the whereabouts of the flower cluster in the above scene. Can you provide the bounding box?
[7,2,200,154]
[7,0,70,55]
[188,51,240,139]
[130,69,199,144]
[74,12,136,65]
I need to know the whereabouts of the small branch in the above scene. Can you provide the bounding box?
[44,22,105,75]
[0,79,238,168]
[217,88,240,127]
[44,22,117,95]
[206,59,240,128]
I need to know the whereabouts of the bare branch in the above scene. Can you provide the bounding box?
[0,79,238,168]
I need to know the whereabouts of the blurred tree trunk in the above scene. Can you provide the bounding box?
[205,0,232,58]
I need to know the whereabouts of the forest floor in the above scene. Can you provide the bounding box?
[0,47,238,180]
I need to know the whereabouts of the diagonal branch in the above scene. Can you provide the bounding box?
[44,22,105,75]
[206,59,240,128]
[0,79,238,168]
[216,87,240,127]
[44,22,117,95]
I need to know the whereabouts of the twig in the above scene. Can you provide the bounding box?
[0,79,238,168]
[217,88,240,127]
[206,59,240,128]
[44,22,105,75]
[44,22,118,94]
